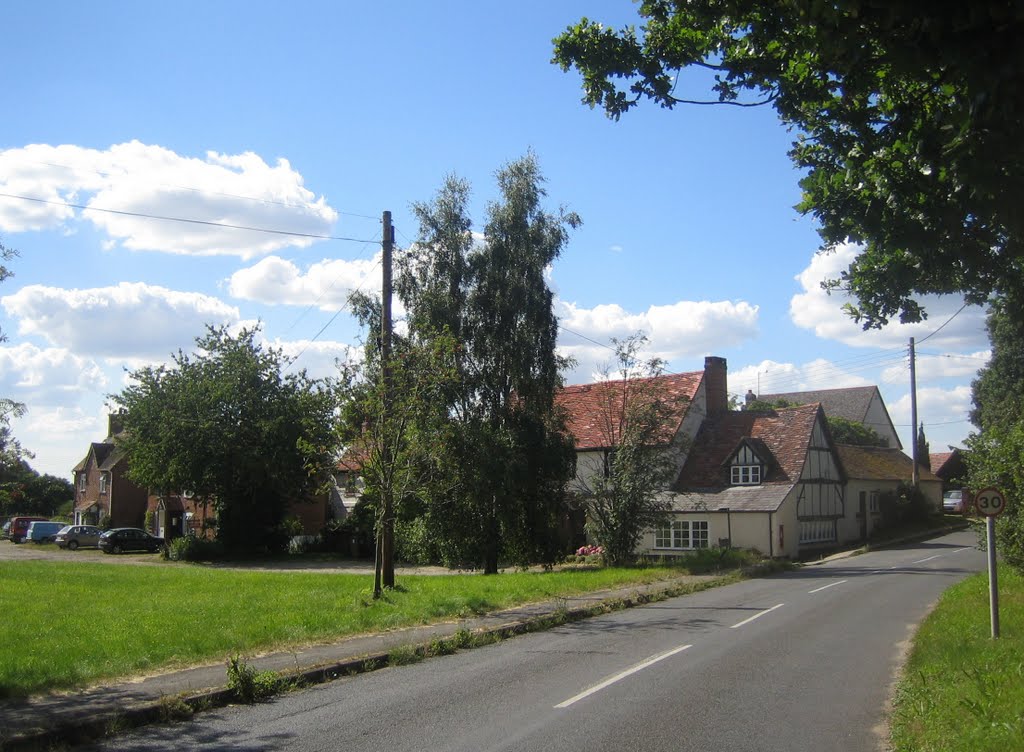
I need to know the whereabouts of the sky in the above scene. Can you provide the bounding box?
[1,1,989,480]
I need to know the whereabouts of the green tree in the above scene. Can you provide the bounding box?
[828,416,889,448]
[338,310,460,596]
[396,154,579,573]
[574,334,682,566]
[112,325,339,553]
[553,3,1024,327]
[966,300,1024,570]
[0,237,29,471]
[916,424,931,470]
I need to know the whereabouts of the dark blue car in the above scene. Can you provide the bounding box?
[99,528,165,554]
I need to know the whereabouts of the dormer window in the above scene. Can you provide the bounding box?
[731,465,761,485]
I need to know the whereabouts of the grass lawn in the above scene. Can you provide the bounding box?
[0,558,725,697]
[890,568,1024,751]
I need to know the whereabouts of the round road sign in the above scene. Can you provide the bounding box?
[975,487,1007,517]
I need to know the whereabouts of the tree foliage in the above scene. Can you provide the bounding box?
[394,154,579,573]
[553,2,1024,327]
[0,237,29,471]
[0,462,74,518]
[966,300,1024,570]
[575,334,682,566]
[112,325,339,553]
[828,416,889,448]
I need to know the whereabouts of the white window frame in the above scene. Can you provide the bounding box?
[654,520,709,550]
[98,473,108,494]
[731,464,761,485]
[78,474,86,491]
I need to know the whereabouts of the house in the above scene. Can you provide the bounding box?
[557,356,729,494]
[755,386,902,450]
[837,445,943,539]
[73,413,328,541]
[650,402,847,559]
[929,448,967,490]
[71,414,149,529]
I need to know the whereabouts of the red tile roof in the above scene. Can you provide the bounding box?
[675,403,824,490]
[554,370,704,450]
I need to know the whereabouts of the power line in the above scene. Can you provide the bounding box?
[917,303,969,344]
[0,192,376,243]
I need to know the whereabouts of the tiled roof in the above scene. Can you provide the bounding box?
[674,403,823,491]
[670,485,794,513]
[554,371,703,451]
[837,445,940,482]
[759,386,877,424]
[929,451,953,472]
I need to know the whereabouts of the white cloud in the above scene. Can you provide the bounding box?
[10,405,104,479]
[880,351,990,385]
[729,358,872,398]
[1,282,240,358]
[0,141,338,258]
[557,298,759,383]
[888,385,973,449]
[228,254,381,309]
[789,243,988,350]
[271,338,360,382]
[0,344,106,403]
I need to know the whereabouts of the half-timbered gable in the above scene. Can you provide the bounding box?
[795,411,846,545]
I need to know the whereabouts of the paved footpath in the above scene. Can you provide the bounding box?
[0,572,716,751]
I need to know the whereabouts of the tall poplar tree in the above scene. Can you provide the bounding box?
[397,154,579,573]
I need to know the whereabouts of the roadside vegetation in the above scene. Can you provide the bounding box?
[0,552,762,697]
[890,569,1023,751]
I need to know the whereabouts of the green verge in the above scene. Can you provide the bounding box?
[890,568,1024,751]
[0,558,739,697]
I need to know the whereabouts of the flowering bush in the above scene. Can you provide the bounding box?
[575,544,605,557]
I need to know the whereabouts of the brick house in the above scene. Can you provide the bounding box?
[72,414,148,528]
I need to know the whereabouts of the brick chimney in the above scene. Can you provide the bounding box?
[703,356,728,416]
[107,411,126,438]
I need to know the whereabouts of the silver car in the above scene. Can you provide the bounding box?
[54,525,103,550]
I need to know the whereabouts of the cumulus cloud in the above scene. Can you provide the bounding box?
[729,358,873,398]
[270,338,361,382]
[880,351,990,385]
[1,282,240,359]
[790,243,988,350]
[557,298,759,383]
[227,254,381,309]
[0,141,338,258]
[0,344,106,403]
[889,385,973,439]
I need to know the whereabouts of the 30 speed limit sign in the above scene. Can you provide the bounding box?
[975,487,1007,517]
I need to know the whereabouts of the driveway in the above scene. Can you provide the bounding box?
[0,539,164,565]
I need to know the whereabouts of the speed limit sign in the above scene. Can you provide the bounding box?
[975,487,1007,517]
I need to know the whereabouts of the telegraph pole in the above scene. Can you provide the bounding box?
[909,337,919,487]
[380,210,395,590]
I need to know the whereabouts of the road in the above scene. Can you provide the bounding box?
[95,531,984,752]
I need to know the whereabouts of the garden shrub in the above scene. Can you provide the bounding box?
[166,535,226,562]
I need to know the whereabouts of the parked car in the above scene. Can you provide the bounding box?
[8,516,49,544]
[1,521,10,539]
[25,521,66,544]
[54,524,103,550]
[98,528,165,554]
[942,489,966,513]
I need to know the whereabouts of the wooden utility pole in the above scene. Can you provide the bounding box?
[909,337,919,488]
[380,210,396,590]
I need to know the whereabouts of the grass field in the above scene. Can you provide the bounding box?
[890,568,1024,751]
[0,558,727,697]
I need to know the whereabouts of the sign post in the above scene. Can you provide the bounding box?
[974,487,1007,638]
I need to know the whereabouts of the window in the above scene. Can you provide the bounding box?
[869,491,880,514]
[731,465,761,485]
[655,520,709,550]
[78,474,86,491]
[98,474,108,494]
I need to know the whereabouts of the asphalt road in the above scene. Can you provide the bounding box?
[95,531,985,752]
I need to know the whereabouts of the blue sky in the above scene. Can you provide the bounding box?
[1,1,988,478]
